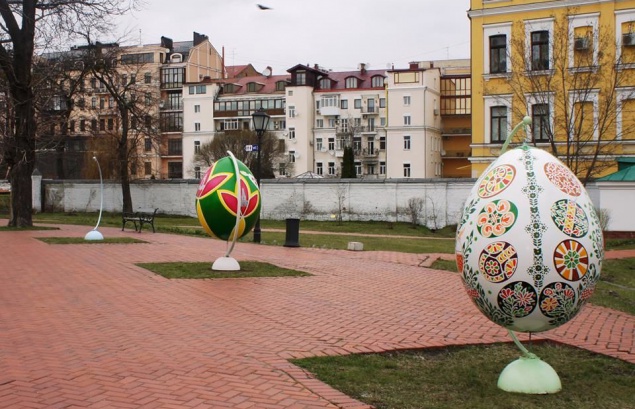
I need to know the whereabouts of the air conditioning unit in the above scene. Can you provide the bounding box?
[623,33,635,47]
[574,37,590,51]
[433,108,439,116]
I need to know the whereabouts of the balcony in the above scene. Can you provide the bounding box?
[361,106,379,115]
[442,127,471,136]
[441,150,471,158]
[160,101,182,111]
[319,106,340,116]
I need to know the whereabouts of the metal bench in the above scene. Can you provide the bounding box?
[122,208,158,232]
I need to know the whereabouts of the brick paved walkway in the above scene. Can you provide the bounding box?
[0,223,633,408]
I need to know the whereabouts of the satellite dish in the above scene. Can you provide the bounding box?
[262,66,272,77]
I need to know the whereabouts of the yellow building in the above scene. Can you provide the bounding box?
[469,0,635,183]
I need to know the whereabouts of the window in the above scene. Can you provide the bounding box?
[531,103,550,142]
[279,163,287,176]
[194,166,201,179]
[353,137,362,152]
[341,100,348,109]
[121,74,127,85]
[247,82,257,92]
[319,78,331,89]
[144,72,151,84]
[99,119,105,131]
[130,74,136,84]
[145,92,152,106]
[316,162,323,175]
[80,120,86,132]
[403,163,411,178]
[289,127,295,139]
[168,139,182,155]
[367,164,375,175]
[144,162,152,176]
[288,90,293,96]
[223,119,239,130]
[490,35,507,74]
[404,135,411,150]
[107,118,114,130]
[371,75,384,88]
[91,97,97,108]
[145,115,152,129]
[167,162,183,179]
[355,161,362,176]
[380,117,386,126]
[531,31,550,71]
[145,138,152,152]
[379,98,386,108]
[316,138,323,151]
[379,136,386,150]
[195,122,201,131]
[69,121,75,132]
[288,106,296,118]
[403,96,411,106]
[328,162,336,175]
[328,118,336,128]
[404,115,411,125]
[289,150,296,163]
[328,137,335,150]
[354,99,362,109]
[162,67,184,89]
[91,119,97,130]
[340,118,348,132]
[491,106,507,143]
[380,161,386,175]
[194,140,201,153]
[275,81,286,91]
[367,99,375,113]
[188,85,207,95]
[345,77,358,88]
[194,104,200,113]
[131,117,138,130]
[100,98,105,109]
[161,112,183,132]
[368,117,376,131]
[316,119,323,128]
[295,71,306,85]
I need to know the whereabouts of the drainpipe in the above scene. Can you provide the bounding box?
[423,86,428,178]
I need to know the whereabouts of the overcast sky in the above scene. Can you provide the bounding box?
[116,0,471,75]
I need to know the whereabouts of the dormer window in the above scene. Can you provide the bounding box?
[275,81,286,91]
[296,71,306,85]
[170,53,182,63]
[247,82,258,92]
[224,83,235,93]
[345,77,358,89]
[319,78,331,89]
[371,75,384,88]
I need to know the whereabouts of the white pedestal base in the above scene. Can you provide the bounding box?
[212,256,240,271]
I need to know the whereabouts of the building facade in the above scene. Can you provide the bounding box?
[469,0,635,181]
[182,60,472,180]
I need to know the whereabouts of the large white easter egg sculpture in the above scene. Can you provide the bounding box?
[456,145,603,333]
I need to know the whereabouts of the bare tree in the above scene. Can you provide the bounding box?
[0,0,137,227]
[488,8,635,184]
[193,129,285,179]
[79,42,160,212]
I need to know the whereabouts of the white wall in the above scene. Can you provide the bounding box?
[37,179,635,232]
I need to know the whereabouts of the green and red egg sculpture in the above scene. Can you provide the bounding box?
[195,153,261,270]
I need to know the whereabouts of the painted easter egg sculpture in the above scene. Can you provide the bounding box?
[196,154,260,269]
[456,145,603,333]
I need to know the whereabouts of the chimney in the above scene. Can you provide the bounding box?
[359,63,366,74]
[160,36,173,51]
[409,62,419,70]
[193,32,208,46]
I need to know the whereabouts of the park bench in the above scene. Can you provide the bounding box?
[122,208,158,233]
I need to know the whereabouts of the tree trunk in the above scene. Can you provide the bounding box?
[118,140,132,213]
[7,86,36,227]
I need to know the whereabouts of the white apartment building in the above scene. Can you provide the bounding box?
[182,61,463,179]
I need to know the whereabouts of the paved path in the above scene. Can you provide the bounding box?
[0,223,633,408]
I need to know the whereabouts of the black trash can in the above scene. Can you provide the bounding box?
[284,218,300,247]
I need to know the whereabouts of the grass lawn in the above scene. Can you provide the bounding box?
[137,261,311,279]
[37,237,147,244]
[293,342,635,409]
[430,257,635,316]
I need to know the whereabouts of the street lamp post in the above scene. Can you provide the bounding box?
[251,107,270,243]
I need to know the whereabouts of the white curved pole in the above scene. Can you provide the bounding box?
[93,156,104,231]
[225,151,242,257]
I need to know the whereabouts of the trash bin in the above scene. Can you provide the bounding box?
[284,218,300,247]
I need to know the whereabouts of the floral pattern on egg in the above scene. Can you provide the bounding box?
[456,146,602,333]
